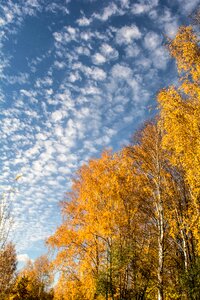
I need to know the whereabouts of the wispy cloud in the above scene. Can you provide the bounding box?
[92,2,124,21]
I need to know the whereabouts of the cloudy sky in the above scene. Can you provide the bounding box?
[0,0,199,265]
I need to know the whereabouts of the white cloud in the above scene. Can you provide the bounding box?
[125,43,140,58]
[152,47,169,70]
[100,43,119,60]
[75,46,90,56]
[144,31,162,50]
[74,63,107,81]
[111,63,133,79]
[54,143,68,154]
[76,16,91,26]
[17,253,31,263]
[131,0,158,15]
[93,2,123,21]
[80,31,94,41]
[58,166,71,174]
[116,25,142,44]
[44,162,57,173]
[135,56,151,70]
[53,32,63,43]
[132,3,148,14]
[119,0,130,9]
[176,0,199,14]
[92,53,106,65]
[164,21,179,38]
[57,154,68,162]
[149,7,179,39]
[95,135,111,145]
[54,61,66,69]
[45,2,69,14]
[81,86,101,95]
[91,67,107,80]
[51,110,66,122]
[53,26,78,44]
[69,72,81,82]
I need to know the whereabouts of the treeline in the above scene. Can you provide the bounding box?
[0,24,199,300]
[0,248,54,299]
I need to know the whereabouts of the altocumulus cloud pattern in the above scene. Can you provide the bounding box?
[0,0,199,262]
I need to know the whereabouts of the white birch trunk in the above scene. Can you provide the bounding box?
[157,197,164,300]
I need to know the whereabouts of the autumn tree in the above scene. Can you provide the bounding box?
[127,122,178,300]
[157,26,200,299]
[9,276,36,300]
[9,275,54,300]
[50,119,199,299]
[0,176,21,250]
[158,26,200,239]
[0,193,13,250]
[191,7,200,27]
[48,150,155,299]
[49,122,193,300]
[0,242,17,299]
[10,255,54,300]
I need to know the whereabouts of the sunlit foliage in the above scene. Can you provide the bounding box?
[48,24,200,300]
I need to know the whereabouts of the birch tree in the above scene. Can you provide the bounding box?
[0,242,17,299]
[0,193,13,250]
[128,122,171,300]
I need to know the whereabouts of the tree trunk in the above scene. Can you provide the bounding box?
[157,199,164,300]
[155,152,164,300]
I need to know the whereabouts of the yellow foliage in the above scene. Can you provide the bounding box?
[158,26,200,251]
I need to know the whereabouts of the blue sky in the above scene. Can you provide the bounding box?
[0,0,199,266]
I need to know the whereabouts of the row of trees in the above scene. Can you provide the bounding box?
[0,22,199,300]
[0,245,54,300]
[9,255,54,300]
[48,25,200,299]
